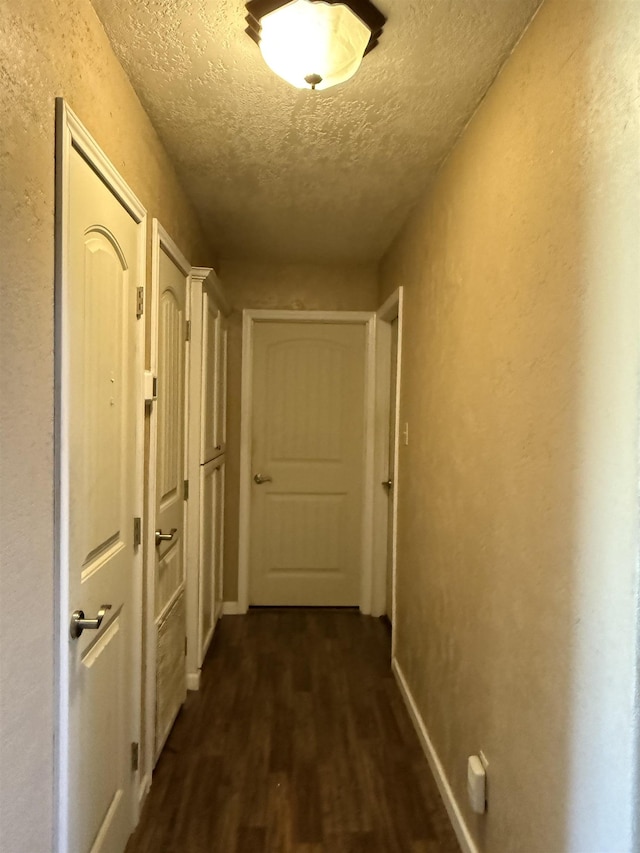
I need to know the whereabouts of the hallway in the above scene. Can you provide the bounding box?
[126,610,460,852]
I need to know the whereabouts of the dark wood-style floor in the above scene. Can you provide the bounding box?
[126,609,460,853]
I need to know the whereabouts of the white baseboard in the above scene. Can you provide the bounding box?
[137,773,150,808]
[186,671,201,692]
[222,600,245,615]
[392,658,478,853]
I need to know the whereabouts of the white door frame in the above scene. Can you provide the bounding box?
[374,288,404,655]
[54,99,147,852]
[145,220,191,785]
[185,266,210,692]
[238,309,377,614]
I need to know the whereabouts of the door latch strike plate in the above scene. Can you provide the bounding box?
[184,479,189,500]
[136,286,144,318]
[131,742,139,772]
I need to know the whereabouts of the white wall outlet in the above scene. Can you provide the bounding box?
[467,755,486,814]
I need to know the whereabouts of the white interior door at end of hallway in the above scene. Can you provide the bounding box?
[249,321,367,606]
[153,243,187,761]
[59,106,145,853]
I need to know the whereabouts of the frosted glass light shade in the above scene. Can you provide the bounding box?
[259,1,371,90]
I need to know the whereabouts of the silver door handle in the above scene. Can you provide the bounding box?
[70,604,112,640]
[382,479,393,489]
[253,473,273,485]
[155,527,177,546]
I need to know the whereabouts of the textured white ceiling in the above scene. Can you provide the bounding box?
[91,0,541,263]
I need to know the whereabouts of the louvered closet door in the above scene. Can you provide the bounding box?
[249,322,366,606]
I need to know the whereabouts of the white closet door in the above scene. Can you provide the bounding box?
[153,244,187,760]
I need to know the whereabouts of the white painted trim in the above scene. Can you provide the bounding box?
[378,287,402,323]
[203,268,232,318]
[186,672,201,692]
[54,99,147,853]
[371,318,391,616]
[391,287,403,657]
[222,601,244,615]
[192,265,231,317]
[138,774,151,809]
[145,221,192,786]
[237,311,253,614]
[375,287,404,656]
[392,658,478,853]
[185,267,211,690]
[246,309,373,325]
[154,222,191,279]
[61,103,146,223]
[359,316,377,615]
[238,309,377,614]
[200,620,216,662]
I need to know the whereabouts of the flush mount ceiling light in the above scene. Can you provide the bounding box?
[245,0,386,91]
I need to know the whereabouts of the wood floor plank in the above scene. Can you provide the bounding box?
[126,610,460,853]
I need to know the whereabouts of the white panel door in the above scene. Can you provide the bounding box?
[65,142,142,852]
[249,322,366,606]
[154,246,187,755]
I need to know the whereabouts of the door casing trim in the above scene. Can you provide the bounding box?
[238,309,377,614]
[54,99,147,853]
[375,287,404,655]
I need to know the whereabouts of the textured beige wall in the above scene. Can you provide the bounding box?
[0,2,213,850]
[380,1,640,850]
[219,259,378,601]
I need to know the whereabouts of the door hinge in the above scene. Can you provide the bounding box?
[131,742,139,772]
[184,479,189,500]
[136,286,144,318]
[185,320,191,342]
[133,517,142,548]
